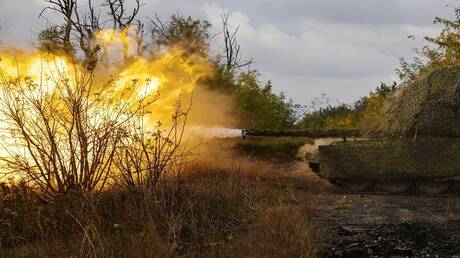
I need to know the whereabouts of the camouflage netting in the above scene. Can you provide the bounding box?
[371,65,460,137]
[318,66,460,179]
[319,138,460,179]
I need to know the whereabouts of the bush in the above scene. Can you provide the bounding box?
[235,137,311,162]
[205,67,301,129]
[0,160,321,258]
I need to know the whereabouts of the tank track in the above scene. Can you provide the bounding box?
[330,178,460,195]
[309,161,460,195]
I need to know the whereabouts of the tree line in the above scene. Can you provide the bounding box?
[34,0,300,130]
[0,0,306,197]
[4,2,460,132]
[300,6,460,130]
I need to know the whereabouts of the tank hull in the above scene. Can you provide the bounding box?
[310,138,460,193]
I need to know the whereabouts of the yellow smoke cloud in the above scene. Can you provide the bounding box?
[0,27,214,127]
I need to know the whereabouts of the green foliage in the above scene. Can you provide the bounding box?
[300,6,460,131]
[205,57,300,129]
[235,137,311,162]
[233,72,300,129]
[397,7,460,81]
[152,14,212,55]
[39,25,65,44]
[299,104,357,129]
[152,14,300,129]
[34,12,302,131]
[35,12,299,130]
[354,82,397,130]
[38,25,67,54]
[299,82,397,131]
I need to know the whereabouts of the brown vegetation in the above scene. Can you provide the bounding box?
[0,158,322,258]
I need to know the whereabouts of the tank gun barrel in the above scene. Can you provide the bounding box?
[241,128,362,139]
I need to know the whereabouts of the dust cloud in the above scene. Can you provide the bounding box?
[297,137,345,161]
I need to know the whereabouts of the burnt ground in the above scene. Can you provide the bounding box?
[316,194,460,258]
[290,164,460,258]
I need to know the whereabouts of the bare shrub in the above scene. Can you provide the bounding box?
[0,56,149,198]
[0,156,322,257]
[113,100,191,190]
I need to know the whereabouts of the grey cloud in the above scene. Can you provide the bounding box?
[0,0,458,104]
[212,0,456,26]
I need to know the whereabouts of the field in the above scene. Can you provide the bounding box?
[0,137,324,258]
[3,137,460,258]
[2,1,460,257]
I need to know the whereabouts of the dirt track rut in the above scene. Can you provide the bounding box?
[288,162,460,257]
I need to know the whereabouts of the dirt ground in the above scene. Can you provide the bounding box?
[291,163,460,258]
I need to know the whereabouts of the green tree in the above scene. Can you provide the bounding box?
[40,0,76,53]
[299,82,397,130]
[151,14,212,55]
[299,104,357,129]
[149,13,300,129]
[397,6,460,81]
[38,25,67,53]
[233,72,299,129]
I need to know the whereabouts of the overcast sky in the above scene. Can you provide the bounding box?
[0,0,458,105]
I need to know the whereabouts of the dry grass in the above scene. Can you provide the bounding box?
[0,157,324,258]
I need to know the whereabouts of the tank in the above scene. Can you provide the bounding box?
[312,138,460,194]
[243,65,460,194]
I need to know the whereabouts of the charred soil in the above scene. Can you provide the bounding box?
[310,172,460,257]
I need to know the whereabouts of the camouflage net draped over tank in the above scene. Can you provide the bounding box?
[372,65,460,137]
[320,138,460,179]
